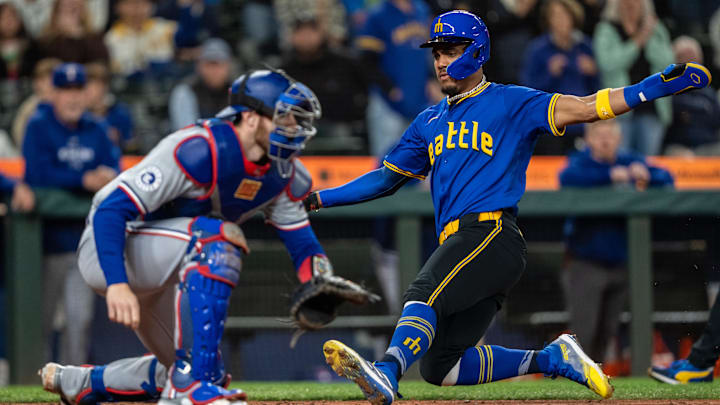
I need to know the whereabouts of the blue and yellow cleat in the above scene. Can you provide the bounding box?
[543,334,614,399]
[649,359,714,385]
[323,340,396,405]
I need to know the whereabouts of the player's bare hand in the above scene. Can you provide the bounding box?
[577,54,597,76]
[610,166,631,184]
[548,54,568,77]
[11,182,34,212]
[106,283,140,330]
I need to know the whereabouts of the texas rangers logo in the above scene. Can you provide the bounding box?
[135,166,163,192]
[234,179,262,200]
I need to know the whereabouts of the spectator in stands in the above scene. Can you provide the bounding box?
[0,1,32,79]
[559,119,673,363]
[475,0,540,85]
[157,0,220,48]
[355,0,432,158]
[85,62,136,153]
[168,38,232,131]
[23,63,119,364]
[24,0,109,72]
[664,36,720,157]
[275,0,348,50]
[280,15,371,154]
[10,0,108,38]
[593,0,674,156]
[522,0,599,154]
[237,0,277,62]
[11,57,60,147]
[104,0,177,78]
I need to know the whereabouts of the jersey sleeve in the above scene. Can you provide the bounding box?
[263,191,309,231]
[382,116,430,180]
[502,85,565,138]
[112,130,209,216]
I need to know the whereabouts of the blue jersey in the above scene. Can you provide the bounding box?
[383,82,564,235]
[356,0,431,118]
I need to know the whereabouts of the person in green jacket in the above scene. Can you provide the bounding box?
[593,0,674,156]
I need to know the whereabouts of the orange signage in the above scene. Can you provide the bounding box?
[2,155,720,191]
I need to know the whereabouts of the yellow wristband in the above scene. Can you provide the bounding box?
[595,88,616,120]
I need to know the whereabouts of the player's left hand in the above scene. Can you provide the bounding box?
[106,282,140,330]
[289,273,380,346]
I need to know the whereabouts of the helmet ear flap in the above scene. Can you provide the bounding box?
[447,41,485,80]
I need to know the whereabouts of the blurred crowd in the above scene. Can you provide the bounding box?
[1,0,720,375]
[0,0,718,159]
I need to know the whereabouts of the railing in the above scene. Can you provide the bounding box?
[6,188,720,383]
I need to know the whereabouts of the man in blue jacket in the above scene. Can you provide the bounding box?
[23,63,119,366]
[559,119,673,362]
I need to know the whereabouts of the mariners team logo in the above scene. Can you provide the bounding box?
[135,166,163,192]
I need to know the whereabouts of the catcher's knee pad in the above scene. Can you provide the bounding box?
[177,217,244,382]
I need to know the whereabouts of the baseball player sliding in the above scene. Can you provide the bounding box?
[38,69,376,405]
[304,10,712,405]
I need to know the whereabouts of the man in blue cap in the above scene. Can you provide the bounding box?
[23,62,120,366]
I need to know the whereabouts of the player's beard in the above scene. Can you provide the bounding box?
[441,83,461,96]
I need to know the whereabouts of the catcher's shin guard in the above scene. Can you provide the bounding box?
[177,217,243,382]
[39,355,165,405]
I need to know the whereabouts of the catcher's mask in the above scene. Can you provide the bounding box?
[216,69,322,178]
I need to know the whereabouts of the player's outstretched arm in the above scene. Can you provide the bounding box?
[304,166,410,211]
[554,63,712,129]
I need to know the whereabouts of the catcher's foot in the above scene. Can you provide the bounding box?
[323,340,395,405]
[543,334,614,399]
[39,362,73,405]
[159,362,247,405]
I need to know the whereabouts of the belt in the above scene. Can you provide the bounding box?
[438,210,503,245]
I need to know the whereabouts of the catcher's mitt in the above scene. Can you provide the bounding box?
[289,274,380,346]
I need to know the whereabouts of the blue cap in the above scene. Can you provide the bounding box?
[52,63,86,88]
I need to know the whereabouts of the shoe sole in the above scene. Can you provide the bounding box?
[648,368,682,385]
[560,335,614,399]
[323,340,392,405]
[38,362,61,394]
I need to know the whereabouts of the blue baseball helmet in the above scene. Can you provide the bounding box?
[420,10,490,80]
[216,69,321,178]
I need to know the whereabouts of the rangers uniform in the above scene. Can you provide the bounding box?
[41,70,327,405]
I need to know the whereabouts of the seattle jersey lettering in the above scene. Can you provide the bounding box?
[428,121,493,165]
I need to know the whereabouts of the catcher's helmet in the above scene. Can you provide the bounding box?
[420,10,490,80]
[216,69,321,178]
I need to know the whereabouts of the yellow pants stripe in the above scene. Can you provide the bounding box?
[427,219,503,306]
[396,321,433,344]
[399,316,436,339]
